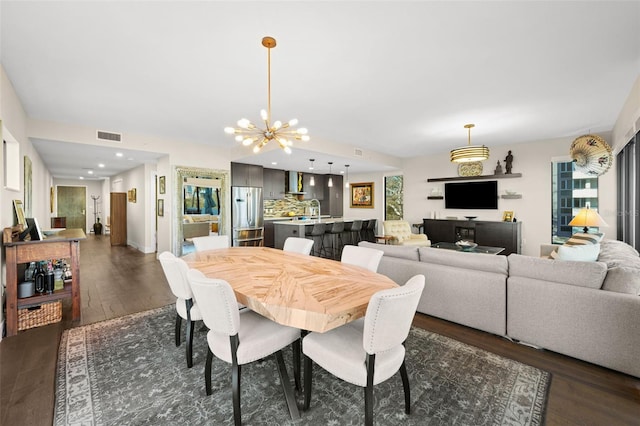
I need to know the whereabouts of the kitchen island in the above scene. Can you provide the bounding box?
[273,218,355,252]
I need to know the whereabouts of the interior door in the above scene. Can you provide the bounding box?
[57,186,87,230]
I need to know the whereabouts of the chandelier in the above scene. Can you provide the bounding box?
[450,124,489,163]
[224,36,309,154]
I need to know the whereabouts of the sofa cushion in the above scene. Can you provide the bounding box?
[550,243,600,262]
[602,266,640,295]
[597,239,640,268]
[358,241,420,261]
[564,232,604,245]
[418,247,508,275]
[508,254,607,289]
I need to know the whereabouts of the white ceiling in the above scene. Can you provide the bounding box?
[2,1,639,178]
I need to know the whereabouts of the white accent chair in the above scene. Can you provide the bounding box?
[192,235,230,251]
[341,245,384,272]
[382,220,431,246]
[187,269,302,425]
[283,237,314,255]
[158,251,203,368]
[303,275,426,426]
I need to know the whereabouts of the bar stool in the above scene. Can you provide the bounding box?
[360,220,369,244]
[325,221,344,260]
[366,219,377,243]
[305,223,326,257]
[347,220,363,245]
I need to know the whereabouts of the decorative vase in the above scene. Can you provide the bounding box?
[94,218,103,235]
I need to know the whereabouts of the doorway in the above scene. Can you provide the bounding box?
[57,186,87,231]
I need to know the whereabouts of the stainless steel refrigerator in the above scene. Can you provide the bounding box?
[232,186,264,247]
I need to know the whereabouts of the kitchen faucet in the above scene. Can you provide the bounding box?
[309,199,321,221]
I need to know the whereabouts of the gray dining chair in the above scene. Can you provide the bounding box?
[341,245,384,272]
[283,237,314,255]
[192,235,230,251]
[187,268,302,425]
[303,274,425,426]
[158,251,202,368]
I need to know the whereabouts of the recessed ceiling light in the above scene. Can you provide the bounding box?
[79,176,84,180]
[88,170,94,174]
[116,152,123,157]
[271,162,277,165]
[98,163,105,168]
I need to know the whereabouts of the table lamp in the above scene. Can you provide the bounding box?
[568,207,608,233]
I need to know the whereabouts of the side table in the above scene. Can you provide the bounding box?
[375,235,395,245]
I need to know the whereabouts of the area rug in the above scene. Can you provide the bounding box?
[54,305,549,425]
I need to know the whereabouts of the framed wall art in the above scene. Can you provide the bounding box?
[159,176,166,194]
[502,210,514,222]
[350,182,374,208]
[157,199,164,217]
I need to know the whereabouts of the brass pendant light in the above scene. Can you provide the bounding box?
[450,124,490,163]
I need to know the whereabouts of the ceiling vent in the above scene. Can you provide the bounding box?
[97,130,122,143]
[354,148,363,157]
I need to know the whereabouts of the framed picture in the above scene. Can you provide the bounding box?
[502,210,514,222]
[350,182,374,208]
[157,199,164,217]
[13,199,26,226]
[159,176,166,194]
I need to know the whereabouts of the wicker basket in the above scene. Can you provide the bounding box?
[18,300,62,331]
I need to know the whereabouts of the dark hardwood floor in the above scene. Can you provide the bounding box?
[1,235,639,425]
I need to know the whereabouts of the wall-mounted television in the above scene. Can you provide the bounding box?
[444,180,498,209]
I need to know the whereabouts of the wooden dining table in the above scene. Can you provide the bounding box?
[182,246,398,333]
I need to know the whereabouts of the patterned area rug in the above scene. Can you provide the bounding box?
[55,305,549,425]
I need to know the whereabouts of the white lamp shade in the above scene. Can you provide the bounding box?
[568,207,608,229]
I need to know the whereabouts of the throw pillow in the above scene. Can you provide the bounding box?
[601,266,640,295]
[564,232,605,246]
[555,243,600,262]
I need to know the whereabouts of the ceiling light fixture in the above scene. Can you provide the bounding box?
[344,164,350,188]
[327,162,333,187]
[224,36,309,154]
[450,124,489,163]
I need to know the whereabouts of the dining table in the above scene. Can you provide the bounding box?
[181,246,398,333]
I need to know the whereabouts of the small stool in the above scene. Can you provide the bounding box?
[360,220,369,243]
[348,220,363,245]
[365,219,377,242]
[306,223,326,257]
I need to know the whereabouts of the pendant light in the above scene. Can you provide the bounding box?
[309,159,315,186]
[450,123,489,163]
[344,164,350,188]
[327,162,333,187]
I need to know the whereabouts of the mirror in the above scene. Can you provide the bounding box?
[174,166,229,255]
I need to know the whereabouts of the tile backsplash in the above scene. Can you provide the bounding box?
[264,195,317,217]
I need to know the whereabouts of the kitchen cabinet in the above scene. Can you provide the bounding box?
[263,168,285,200]
[302,173,324,200]
[231,162,264,187]
[322,174,343,217]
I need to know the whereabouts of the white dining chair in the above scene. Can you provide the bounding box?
[283,237,314,255]
[187,268,302,425]
[341,245,384,272]
[302,274,425,426]
[192,235,230,252]
[158,251,203,368]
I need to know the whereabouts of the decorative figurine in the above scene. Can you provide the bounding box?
[504,150,514,174]
[494,160,503,175]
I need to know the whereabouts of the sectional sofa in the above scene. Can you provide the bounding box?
[358,240,640,378]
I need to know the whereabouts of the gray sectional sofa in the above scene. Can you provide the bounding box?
[359,239,640,378]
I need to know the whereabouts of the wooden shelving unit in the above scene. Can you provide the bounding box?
[427,173,522,182]
[17,281,72,308]
[501,194,522,199]
[427,196,444,200]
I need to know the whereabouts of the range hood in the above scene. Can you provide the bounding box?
[286,171,307,194]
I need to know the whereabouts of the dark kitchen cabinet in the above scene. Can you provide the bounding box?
[322,174,343,217]
[263,168,285,200]
[302,173,324,200]
[231,162,263,187]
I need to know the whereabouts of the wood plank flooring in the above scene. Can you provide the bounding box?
[2,235,639,425]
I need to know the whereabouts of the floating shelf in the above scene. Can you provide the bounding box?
[501,194,522,199]
[427,173,522,182]
[427,196,444,200]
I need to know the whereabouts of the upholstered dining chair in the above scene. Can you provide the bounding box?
[283,237,314,255]
[341,245,384,272]
[187,269,302,425]
[158,251,202,368]
[192,235,230,251]
[303,275,425,426]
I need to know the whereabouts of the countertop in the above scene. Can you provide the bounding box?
[272,217,350,225]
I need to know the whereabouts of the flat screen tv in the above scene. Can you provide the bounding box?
[444,180,498,209]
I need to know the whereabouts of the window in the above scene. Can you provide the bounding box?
[551,161,600,243]
[384,175,403,220]
[617,131,639,250]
